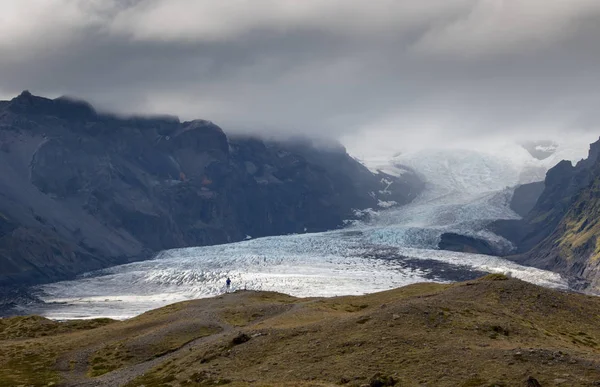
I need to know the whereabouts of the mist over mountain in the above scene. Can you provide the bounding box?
[0,90,598,309]
[3,2,600,387]
[521,140,559,161]
[2,1,600,154]
[0,91,422,287]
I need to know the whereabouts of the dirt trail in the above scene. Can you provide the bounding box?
[70,322,232,387]
[58,291,293,387]
[4,279,600,387]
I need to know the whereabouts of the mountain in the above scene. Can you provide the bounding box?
[2,275,600,386]
[508,181,545,218]
[0,91,422,286]
[521,140,558,160]
[435,180,546,257]
[493,138,600,292]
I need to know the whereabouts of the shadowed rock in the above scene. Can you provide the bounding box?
[0,92,423,286]
[491,137,600,293]
[438,233,498,256]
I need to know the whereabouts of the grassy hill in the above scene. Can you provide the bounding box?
[1,275,600,386]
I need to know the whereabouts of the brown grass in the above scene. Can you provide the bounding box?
[1,278,600,387]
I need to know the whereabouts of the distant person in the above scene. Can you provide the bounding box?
[226,277,231,293]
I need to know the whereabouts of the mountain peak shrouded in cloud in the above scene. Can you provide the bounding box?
[521,140,558,160]
[1,1,600,155]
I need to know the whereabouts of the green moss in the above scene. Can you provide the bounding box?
[220,308,264,326]
[478,273,509,281]
[554,179,600,263]
[0,351,60,386]
[250,292,298,304]
[461,378,486,387]
[125,372,178,387]
[593,237,600,262]
[3,282,600,387]
[0,316,116,340]
[128,370,234,387]
[530,210,551,224]
[89,325,221,377]
[319,302,370,313]
[152,326,221,357]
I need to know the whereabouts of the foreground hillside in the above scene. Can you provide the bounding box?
[0,91,421,286]
[1,275,600,386]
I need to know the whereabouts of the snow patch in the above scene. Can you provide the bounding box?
[377,200,398,208]
[379,178,393,196]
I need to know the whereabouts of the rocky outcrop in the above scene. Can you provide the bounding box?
[436,181,544,257]
[438,233,498,256]
[509,181,545,218]
[493,137,600,292]
[0,91,423,286]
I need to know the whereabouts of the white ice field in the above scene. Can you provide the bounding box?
[26,141,591,320]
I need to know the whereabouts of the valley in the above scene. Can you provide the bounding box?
[3,3,600,386]
[23,140,588,320]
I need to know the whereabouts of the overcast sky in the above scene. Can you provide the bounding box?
[1,0,600,157]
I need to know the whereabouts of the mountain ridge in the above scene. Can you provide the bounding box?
[492,137,600,292]
[0,91,423,287]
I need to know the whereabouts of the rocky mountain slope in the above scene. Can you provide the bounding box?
[493,138,600,292]
[0,91,422,286]
[509,181,546,218]
[1,275,599,386]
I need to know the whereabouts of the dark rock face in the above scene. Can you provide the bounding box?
[0,92,423,286]
[0,285,40,317]
[437,182,544,257]
[493,137,600,292]
[509,181,545,218]
[438,233,498,256]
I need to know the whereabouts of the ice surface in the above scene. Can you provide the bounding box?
[30,230,565,320]
[28,143,579,320]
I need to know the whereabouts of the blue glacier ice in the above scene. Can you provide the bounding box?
[28,143,586,320]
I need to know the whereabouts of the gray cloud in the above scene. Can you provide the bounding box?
[2,0,600,156]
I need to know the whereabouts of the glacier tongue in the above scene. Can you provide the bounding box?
[28,144,577,320]
[32,230,565,320]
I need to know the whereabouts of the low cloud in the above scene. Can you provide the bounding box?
[1,0,600,155]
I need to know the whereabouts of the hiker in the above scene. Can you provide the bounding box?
[226,277,231,293]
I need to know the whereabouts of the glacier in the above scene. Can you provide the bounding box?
[25,142,588,320]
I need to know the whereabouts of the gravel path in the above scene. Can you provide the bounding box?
[71,322,232,386]
[56,292,290,387]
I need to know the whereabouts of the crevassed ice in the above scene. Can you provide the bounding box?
[30,143,579,320]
